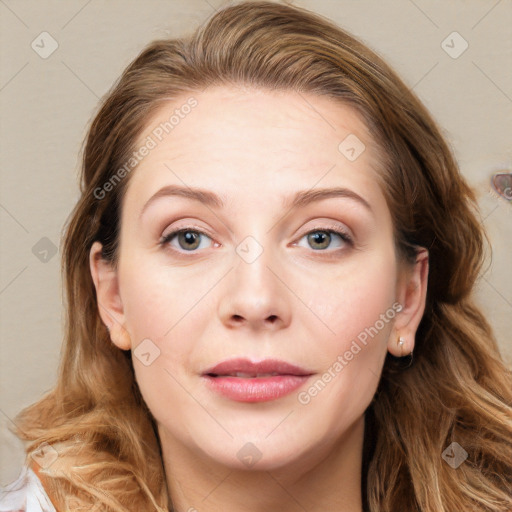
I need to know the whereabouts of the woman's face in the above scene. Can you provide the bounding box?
[91,86,425,472]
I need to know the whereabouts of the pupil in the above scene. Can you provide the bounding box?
[180,231,200,249]
[309,231,329,249]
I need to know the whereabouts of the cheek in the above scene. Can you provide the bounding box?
[301,251,397,412]
[119,261,204,414]
[119,256,214,369]
[120,254,205,340]
[314,248,397,344]
[296,249,397,419]
[123,277,174,342]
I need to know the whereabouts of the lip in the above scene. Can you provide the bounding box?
[203,357,313,377]
[201,358,314,403]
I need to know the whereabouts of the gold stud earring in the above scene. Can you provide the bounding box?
[398,336,406,357]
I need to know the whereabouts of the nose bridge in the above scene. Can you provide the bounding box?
[218,232,291,329]
[236,234,275,291]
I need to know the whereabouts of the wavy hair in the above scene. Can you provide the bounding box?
[12,1,512,510]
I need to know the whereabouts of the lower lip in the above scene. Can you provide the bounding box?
[202,375,311,402]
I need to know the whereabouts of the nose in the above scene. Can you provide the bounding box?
[217,246,292,331]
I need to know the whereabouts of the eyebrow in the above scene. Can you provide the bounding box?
[139,184,372,218]
[283,187,372,213]
[140,184,224,218]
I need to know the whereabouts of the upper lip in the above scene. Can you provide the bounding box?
[203,358,314,377]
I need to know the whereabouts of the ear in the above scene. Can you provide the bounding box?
[89,241,131,350]
[387,248,429,357]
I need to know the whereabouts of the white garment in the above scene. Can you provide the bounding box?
[0,464,56,512]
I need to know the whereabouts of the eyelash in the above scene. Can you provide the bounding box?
[159,225,353,258]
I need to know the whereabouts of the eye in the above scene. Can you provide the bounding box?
[296,228,352,251]
[160,228,214,252]
[159,226,353,255]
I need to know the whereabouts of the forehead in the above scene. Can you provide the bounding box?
[123,86,386,217]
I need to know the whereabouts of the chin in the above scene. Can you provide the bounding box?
[193,432,314,472]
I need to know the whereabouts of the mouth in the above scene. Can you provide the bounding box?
[202,357,314,378]
[201,358,314,402]
[207,372,289,378]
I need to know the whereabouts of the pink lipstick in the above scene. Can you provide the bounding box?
[202,358,314,403]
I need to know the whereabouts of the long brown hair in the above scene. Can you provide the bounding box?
[12,2,512,510]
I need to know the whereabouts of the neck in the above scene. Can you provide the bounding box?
[159,416,365,512]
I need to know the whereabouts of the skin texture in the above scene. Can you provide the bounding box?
[90,86,428,512]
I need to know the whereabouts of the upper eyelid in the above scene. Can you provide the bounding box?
[162,223,213,237]
[302,223,351,234]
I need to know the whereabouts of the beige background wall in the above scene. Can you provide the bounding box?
[1,0,511,485]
